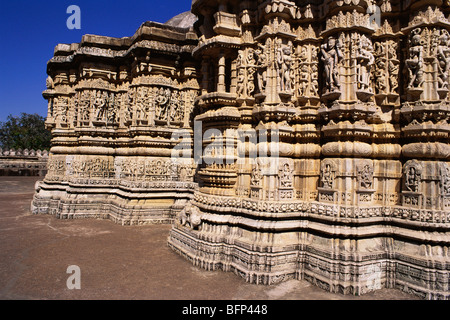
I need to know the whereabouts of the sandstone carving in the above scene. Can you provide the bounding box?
[33,0,450,300]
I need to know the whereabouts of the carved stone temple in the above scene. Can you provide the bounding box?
[32,0,450,299]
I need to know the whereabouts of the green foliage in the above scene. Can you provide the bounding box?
[0,113,51,151]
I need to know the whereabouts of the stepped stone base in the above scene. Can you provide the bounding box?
[168,214,450,299]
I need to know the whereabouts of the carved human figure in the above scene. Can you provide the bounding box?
[96,91,109,121]
[281,44,294,93]
[169,91,181,124]
[310,64,319,96]
[255,44,268,94]
[436,30,450,89]
[357,36,375,92]
[251,163,262,187]
[56,97,69,124]
[247,66,256,96]
[156,88,171,121]
[406,31,424,89]
[299,63,309,95]
[279,163,293,188]
[388,60,399,93]
[405,166,420,192]
[79,91,90,122]
[236,67,246,97]
[321,163,334,189]
[276,39,284,91]
[276,40,294,93]
[321,37,343,92]
[375,59,387,94]
[135,87,149,121]
[359,164,373,189]
[236,50,245,97]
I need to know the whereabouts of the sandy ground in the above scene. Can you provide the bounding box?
[0,176,419,301]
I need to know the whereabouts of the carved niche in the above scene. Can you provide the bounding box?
[402,160,423,207]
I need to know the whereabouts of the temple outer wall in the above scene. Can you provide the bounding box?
[0,149,48,176]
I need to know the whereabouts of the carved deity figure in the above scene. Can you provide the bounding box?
[388,60,399,93]
[155,88,171,122]
[437,30,450,89]
[405,166,420,192]
[279,163,293,188]
[406,31,424,89]
[358,164,373,189]
[255,44,268,94]
[96,91,109,121]
[357,36,375,92]
[321,163,335,189]
[236,50,245,97]
[168,91,182,124]
[79,91,91,122]
[247,66,256,96]
[276,40,294,93]
[236,67,246,97]
[321,37,343,92]
[375,59,387,93]
[135,87,149,121]
[251,163,262,187]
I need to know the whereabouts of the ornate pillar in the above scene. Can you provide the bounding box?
[318,2,378,208]
[400,4,450,212]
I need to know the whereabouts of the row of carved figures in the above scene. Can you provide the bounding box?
[48,86,196,127]
[46,157,195,182]
[222,26,450,103]
[248,159,450,196]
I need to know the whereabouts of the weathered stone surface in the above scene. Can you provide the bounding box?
[33,0,450,300]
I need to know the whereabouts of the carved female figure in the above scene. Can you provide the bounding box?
[359,164,373,189]
[279,163,293,188]
[321,163,334,189]
[251,163,262,187]
[255,44,268,94]
[280,43,294,93]
[436,30,450,89]
[406,31,424,89]
[357,36,375,92]
[321,37,343,92]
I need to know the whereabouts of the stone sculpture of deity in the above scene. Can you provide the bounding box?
[321,36,343,93]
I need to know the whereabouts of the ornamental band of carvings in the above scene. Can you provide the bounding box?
[34,1,450,300]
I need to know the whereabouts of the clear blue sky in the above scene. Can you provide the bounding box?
[0,0,192,123]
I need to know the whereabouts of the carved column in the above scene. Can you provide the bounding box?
[400,4,450,211]
[370,10,402,209]
[217,51,227,93]
[292,25,321,201]
[318,2,378,207]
